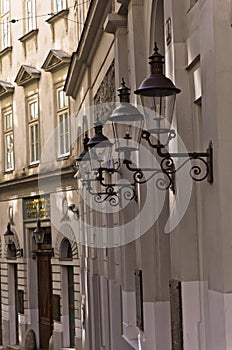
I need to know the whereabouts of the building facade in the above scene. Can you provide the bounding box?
[65,0,232,350]
[0,0,231,350]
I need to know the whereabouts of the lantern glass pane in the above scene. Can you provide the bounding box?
[89,144,111,171]
[5,235,13,246]
[34,231,45,244]
[141,94,176,145]
[112,120,144,152]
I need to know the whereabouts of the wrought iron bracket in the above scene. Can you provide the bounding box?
[80,143,213,206]
[156,141,213,184]
[82,167,137,207]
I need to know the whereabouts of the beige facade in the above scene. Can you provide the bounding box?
[0,0,85,349]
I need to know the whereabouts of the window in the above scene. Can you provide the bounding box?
[54,0,66,12]
[3,106,14,171]
[28,95,39,164]
[56,86,69,157]
[26,0,36,32]
[1,0,10,49]
[75,0,91,40]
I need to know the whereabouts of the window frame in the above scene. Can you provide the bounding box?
[3,106,14,171]
[27,94,40,165]
[0,0,10,50]
[25,0,36,33]
[56,85,70,158]
[54,0,66,12]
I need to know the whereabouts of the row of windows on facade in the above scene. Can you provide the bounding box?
[3,86,69,171]
[0,0,66,49]
[0,0,90,50]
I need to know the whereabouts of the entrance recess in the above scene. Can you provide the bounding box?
[37,254,53,349]
[68,266,75,347]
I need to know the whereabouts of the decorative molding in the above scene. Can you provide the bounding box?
[15,65,41,87]
[166,17,172,46]
[94,61,115,122]
[0,46,12,58]
[104,13,127,34]
[41,49,71,73]
[60,197,70,222]
[54,224,78,259]
[0,80,14,98]
[64,0,111,97]
[0,47,13,72]
[19,29,39,57]
[19,29,39,43]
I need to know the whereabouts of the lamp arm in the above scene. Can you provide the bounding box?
[157,142,213,183]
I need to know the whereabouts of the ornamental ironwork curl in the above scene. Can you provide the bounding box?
[79,142,213,206]
[86,183,136,207]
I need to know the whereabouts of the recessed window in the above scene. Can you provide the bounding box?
[25,0,36,32]
[0,0,10,49]
[75,0,91,41]
[60,238,72,260]
[27,95,39,164]
[56,86,70,157]
[3,106,14,171]
[54,0,66,12]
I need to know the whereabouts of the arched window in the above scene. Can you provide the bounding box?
[60,238,72,260]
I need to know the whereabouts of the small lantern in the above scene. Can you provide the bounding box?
[4,223,14,246]
[109,79,144,153]
[134,43,181,144]
[76,132,92,179]
[33,219,45,245]
[87,119,112,171]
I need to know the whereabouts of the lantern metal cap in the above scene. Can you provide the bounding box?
[87,118,112,149]
[76,132,90,162]
[33,219,44,234]
[109,103,143,122]
[134,43,181,97]
[117,78,130,102]
[109,79,143,122]
[4,223,14,237]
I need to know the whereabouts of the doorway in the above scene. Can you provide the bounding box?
[68,266,75,347]
[37,254,53,349]
[14,264,19,344]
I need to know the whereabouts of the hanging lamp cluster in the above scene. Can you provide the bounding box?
[76,44,213,206]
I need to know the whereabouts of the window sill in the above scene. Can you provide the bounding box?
[19,29,39,43]
[4,169,14,174]
[46,9,69,24]
[59,257,73,262]
[28,161,40,168]
[0,46,12,58]
[57,154,70,161]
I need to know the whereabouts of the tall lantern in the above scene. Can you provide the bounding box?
[87,119,112,171]
[134,43,181,145]
[76,132,92,179]
[109,79,144,153]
